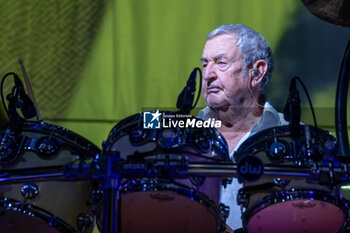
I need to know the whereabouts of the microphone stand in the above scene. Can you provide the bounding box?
[283,77,301,139]
[6,75,24,134]
[176,68,201,114]
[18,58,42,121]
[335,38,350,157]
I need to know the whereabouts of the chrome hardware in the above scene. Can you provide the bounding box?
[189,176,205,188]
[87,189,104,206]
[222,177,233,189]
[0,128,21,164]
[219,203,230,221]
[76,213,94,233]
[159,128,184,149]
[273,178,289,188]
[130,128,147,144]
[21,183,39,199]
[237,189,249,208]
[36,136,58,158]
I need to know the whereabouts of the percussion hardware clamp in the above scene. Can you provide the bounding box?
[308,159,350,185]
[121,154,189,179]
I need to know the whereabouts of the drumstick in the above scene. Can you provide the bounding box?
[18,58,42,121]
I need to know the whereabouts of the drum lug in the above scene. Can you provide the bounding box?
[130,128,148,145]
[219,203,230,221]
[222,177,233,189]
[159,128,184,149]
[0,129,24,164]
[35,136,59,159]
[273,177,290,188]
[190,176,205,187]
[87,189,104,206]
[237,188,249,208]
[76,213,94,233]
[193,130,212,153]
[21,182,39,199]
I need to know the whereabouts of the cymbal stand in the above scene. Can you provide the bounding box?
[101,154,122,233]
[336,38,350,158]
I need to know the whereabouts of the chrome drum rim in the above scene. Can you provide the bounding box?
[98,178,225,233]
[243,189,348,232]
[0,197,75,233]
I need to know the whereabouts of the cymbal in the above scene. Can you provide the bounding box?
[301,0,350,27]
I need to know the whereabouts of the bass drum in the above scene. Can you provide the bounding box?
[0,121,101,233]
[99,112,230,233]
[235,125,348,233]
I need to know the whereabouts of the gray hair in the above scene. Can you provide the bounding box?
[206,24,274,92]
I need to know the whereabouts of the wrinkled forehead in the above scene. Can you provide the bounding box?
[201,34,241,60]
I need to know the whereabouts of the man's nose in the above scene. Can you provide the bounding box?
[203,63,217,82]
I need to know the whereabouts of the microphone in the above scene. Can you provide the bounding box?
[13,74,37,119]
[176,68,200,114]
[18,58,42,120]
[283,77,301,138]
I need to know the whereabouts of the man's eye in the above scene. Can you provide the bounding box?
[217,60,227,65]
[202,63,207,68]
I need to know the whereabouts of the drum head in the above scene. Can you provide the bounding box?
[0,198,75,233]
[121,191,218,233]
[246,190,347,233]
[99,179,224,233]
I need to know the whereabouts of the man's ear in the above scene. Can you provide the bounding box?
[250,59,268,88]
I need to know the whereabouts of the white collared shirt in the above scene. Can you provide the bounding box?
[198,101,288,230]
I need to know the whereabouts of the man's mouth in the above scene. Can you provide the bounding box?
[207,87,221,94]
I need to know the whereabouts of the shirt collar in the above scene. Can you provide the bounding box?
[198,96,283,130]
[198,98,286,159]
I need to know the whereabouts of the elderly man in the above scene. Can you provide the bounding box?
[198,24,287,231]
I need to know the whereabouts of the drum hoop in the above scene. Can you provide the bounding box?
[104,113,143,151]
[0,197,75,233]
[23,121,101,157]
[97,178,225,233]
[234,125,335,162]
[103,112,229,160]
[242,189,348,229]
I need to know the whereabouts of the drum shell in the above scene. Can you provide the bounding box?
[0,121,100,233]
[0,181,93,233]
[99,112,230,233]
[242,173,338,215]
[235,125,348,233]
[97,178,225,233]
[105,112,230,205]
[241,175,347,233]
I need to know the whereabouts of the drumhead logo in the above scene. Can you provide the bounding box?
[143,110,162,129]
[143,110,221,129]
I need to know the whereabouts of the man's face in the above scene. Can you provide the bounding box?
[201,34,249,109]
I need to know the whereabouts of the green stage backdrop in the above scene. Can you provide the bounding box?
[1,0,349,146]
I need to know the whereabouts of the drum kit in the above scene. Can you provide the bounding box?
[1,1,350,233]
[1,69,350,233]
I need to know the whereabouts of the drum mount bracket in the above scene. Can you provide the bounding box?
[308,159,350,185]
[103,153,190,179]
